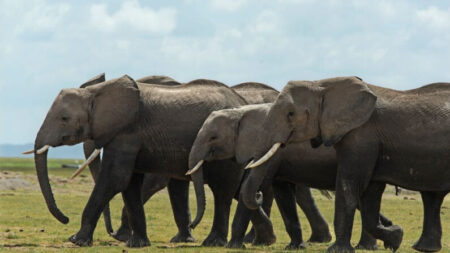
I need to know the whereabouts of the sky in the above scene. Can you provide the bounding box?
[1,0,450,145]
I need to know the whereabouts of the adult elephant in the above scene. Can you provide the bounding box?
[30,75,275,247]
[80,73,195,243]
[244,76,450,252]
[79,80,280,245]
[189,103,394,250]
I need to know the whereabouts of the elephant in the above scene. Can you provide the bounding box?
[31,74,272,247]
[189,102,396,250]
[79,79,279,245]
[243,76,450,252]
[80,73,197,243]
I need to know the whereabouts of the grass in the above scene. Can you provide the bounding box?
[0,157,449,252]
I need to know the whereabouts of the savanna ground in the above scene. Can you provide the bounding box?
[0,157,449,253]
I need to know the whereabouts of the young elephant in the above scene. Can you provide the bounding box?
[188,103,393,250]
[245,76,450,252]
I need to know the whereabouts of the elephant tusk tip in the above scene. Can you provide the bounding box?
[244,160,255,170]
[22,149,35,155]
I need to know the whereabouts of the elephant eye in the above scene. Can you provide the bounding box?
[61,116,69,121]
[287,111,294,119]
[210,136,217,141]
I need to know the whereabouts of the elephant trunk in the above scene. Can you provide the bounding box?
[189,165,205,229]
[83,141,113,234]
[241,172,264,210]
[34,135,69,224]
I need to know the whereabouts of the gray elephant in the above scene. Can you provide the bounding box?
[31,75,268,247]
[244,76,450,252]
[80,73,196,243]
[189,103,396,250]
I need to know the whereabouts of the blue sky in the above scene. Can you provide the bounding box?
[1,0,450,145]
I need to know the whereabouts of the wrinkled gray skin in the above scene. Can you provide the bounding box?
[82,74,194,243]
[33,75,256,247]
[244,76,450,253]
[83,80,279,245]
[190,103,395,250]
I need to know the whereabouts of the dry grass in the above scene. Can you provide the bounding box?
[0,157,449,252]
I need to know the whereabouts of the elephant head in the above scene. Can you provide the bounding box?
[242,76,377,209]
[186,104,270,228]
[33,74,140,224]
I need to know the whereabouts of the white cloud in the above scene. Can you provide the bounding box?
[211,0,247,11]
[248,10,280,34]
[10,0,70,34]
[417,6,450,30]
[89,0,177,33]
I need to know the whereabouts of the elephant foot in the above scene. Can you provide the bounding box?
[412,236,441,252]
[243,229,255,243]
[327,242,355,253]
[202,232,227,247]
[355,241,378,251]
[170,232,195,243]
[69,233,93,247]
[308,231,332,243]
[285,241,306,250]
[252,233,276,246]
[383,225,403,252]
[226,238,246,249]
[126,234,151,248]
[355,233,378,250]
[110,226,131,242]
[252,223,276,246]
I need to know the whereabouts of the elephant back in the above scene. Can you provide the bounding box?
[232,82,279,104]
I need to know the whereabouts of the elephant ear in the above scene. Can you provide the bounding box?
[80,73,105,88]
[319,76,377,146]
[88,75,140,147]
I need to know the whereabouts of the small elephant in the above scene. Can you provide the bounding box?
[245,76,450,252]
[189,103,394,250]
[31,75,257,247]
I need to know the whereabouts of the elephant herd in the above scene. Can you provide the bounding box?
[24,73,449,253]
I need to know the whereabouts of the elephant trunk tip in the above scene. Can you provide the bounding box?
[243,190,263,210]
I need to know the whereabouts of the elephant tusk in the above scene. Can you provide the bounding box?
[36,145,50,154]
[247,142,281,169]
[186,160,204,175]
[22,149,35,155]
[244,160,255,170]
[70,149,101,180]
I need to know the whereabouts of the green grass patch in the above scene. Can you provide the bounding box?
[0,157,449,252]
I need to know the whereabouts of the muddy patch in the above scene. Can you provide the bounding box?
[0,171,37,191]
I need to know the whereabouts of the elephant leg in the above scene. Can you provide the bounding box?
[201,186,233,246]
[227,195,252,248]
[69,147,138,247]
[295,184,332,243]
[121,173,150,247]
[112,174,170,242]
[167,178,195,243]
[84,140,113,235]
[360,181,403,252]
[273,180,305,249]
[412,191,447,252]
[327,179,359,253]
